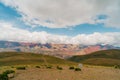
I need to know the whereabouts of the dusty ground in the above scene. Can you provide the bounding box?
[10,65,120,80]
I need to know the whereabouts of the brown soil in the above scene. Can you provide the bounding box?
[11,66,120,80]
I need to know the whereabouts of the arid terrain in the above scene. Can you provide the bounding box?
[7,65,120,80]
[0,51,120,80]
[0,0,120,80]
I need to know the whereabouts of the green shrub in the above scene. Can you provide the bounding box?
[114,65,120,69]
[3,70,15,74]
[11,66,14,68]
[0,70,15,80]
[46,65,52,69]
[16,66,26,70]
[0,73,8,80]
[114,65,118,69]
[69,66,75,70]
[75,68,81,71]
[57,66,63,70]
[36,66,40,68]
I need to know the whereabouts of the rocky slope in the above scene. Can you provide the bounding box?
[0,40,119,58]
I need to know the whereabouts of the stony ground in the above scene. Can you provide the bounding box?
[10,65,120,80]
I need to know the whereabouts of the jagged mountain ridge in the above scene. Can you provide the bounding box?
[0,40,119,58]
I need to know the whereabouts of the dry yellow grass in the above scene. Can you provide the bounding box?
[10,65,120,80]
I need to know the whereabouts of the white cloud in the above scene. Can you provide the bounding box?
[72,32,120,46]
[0,22,120,46]
[0,21,70,43]
[1,0,120,28]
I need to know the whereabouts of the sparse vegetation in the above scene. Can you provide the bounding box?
[3,70,15,74]
[16,66,26,70]
[74,68,81,71]
[0,70,15,80]
[9,65,120,80]
[56,66,63,70]
[46,65,52,69]
[36,66,40,68]
[1,50,120,80]
[11,66,14,68]
[69,66,75,70]
[114,65,120,69]
[0,73,8,80]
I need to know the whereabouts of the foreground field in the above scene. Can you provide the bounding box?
[0,52,120,80]
[2,65,119,80]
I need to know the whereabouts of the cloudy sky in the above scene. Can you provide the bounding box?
[0,0,120,46]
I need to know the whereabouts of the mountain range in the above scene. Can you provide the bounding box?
[0,40,119,58]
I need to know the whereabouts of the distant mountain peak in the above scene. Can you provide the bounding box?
[0,40,119,58]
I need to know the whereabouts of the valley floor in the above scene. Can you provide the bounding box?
[10,65,120,80]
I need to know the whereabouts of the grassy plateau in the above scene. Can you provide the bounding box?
[68,49,120,66]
